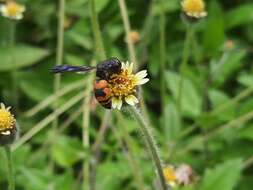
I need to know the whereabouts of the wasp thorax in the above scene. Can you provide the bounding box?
[96,58,122,80]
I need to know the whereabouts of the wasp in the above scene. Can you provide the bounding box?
[51,58,122,109]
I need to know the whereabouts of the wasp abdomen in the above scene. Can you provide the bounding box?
[94,80,112,109]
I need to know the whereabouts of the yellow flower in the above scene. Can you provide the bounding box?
[181,0,207,19]
[0,1,25,20]
[0,103,17,145]
[163,166,177,187]
[108,62,149,110]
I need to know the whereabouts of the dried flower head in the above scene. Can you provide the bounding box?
[0,1,25,20]
[163,166,177,187]
[125,30,141,44]
[181,0,207,19]
[224,40,235,51]
[0,103,17,145]
[175,164,195,186]
[108,62,149,110]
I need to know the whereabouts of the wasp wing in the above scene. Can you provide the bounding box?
[51,65,96,74]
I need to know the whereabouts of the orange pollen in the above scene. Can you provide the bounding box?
[109,72,136,97]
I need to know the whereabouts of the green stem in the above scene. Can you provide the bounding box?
[90,0,106,60]
[129,106,168,190]
[118,0,138,69]
[5,146,15,190]
[82,74,94,190]
[177,25,193,122]
[159,0,166,128]
[116,112,146,190]
[84,0,106,189]
[9,21,18,109]
[53,0,65,129]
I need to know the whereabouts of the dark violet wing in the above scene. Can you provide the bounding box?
[50,65,96,74]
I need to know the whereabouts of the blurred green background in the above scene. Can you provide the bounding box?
[1,0,253,189]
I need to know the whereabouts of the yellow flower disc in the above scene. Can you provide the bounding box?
[0,108,15,130]
[163,166,177,186]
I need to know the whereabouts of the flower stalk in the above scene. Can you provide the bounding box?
[9,20,18,109]
[5,146,15,190]
[129,106,168,190]
[159,0,166,130]
[118,0,138,69]
[53,0,65,130]
[177,24,193,120]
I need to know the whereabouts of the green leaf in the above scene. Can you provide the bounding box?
[19,68,53,102]
[51,135,84,167]
[212,50,246,85]
[0,45,49,71]
[165,102,180,140]
[225,3,253,29]
[199,159,242,190]
[239,124,253,141]
[238,73,253,87]
[166,71,201,117]
[208,89,236,121]
[203,1,225,57]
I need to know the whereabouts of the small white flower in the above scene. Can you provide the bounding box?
[0,1,26,20]
[109,62,149,110]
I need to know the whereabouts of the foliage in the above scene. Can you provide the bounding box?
[0,0,253,189]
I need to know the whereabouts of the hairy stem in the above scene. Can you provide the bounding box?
[118,0,138,68]
[116,112,146,190]
[5,146,15,190]
[129,106,168,190]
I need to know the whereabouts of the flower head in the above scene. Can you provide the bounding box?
[181,0,207,19]
[108,62,149,110]
[163,166,177,187]
[0,103,17,145]
[0,1,25,20]
[125,30,141,44]
[175,164,195,186]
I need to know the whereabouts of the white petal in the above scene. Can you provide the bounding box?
[15,14,23,20]
[136,78,149,85]
[125,95,139,106]
[128,62,133,74]
[0,103,5,109]
[116,99,123,110]
[112,97,123,110]
[1,130,11,135]
[111,97,119,109]
[0,6,7,15]
[121,62,126,70]
[135,70,148,80]
[21,6,26,12]
[126,61,129,69]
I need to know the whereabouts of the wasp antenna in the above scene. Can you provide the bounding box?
[51,65,96,74]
